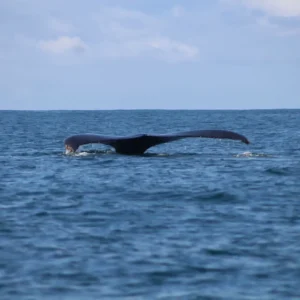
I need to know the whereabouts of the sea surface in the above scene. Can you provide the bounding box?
[1,109,300,300]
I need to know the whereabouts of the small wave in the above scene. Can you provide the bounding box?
[205,248,236,256]
[265,167,290,175]
[143,152,170,157]
[194,191,239,203]
[235,152,273,158]
[0,198,34,209]
[143,152,200,158]
[18,150,64,157]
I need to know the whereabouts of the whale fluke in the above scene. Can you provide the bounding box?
[64,129,250,155]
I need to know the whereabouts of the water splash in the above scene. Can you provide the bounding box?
[235,151,274,158]
[65,149,115,156]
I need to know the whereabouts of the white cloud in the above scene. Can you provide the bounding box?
[7,3,198,62]
[257,16,300,36]
[238,0,300,17]
[222,0,300,36]
[91,6,198,62]
[38,36,87,54]
[2,1,199,62]
[147,37,198,61]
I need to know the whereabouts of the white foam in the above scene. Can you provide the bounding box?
[75,152,90,156]
[65,150,91,156]
[65,149,72,155]
[242,151,252,157]
[235,152,273,158]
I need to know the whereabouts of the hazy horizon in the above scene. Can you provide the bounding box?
[1,108,299,111]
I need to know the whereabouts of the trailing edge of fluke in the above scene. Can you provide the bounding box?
[64,129,250,155]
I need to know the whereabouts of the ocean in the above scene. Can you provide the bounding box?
[1,109,300,299]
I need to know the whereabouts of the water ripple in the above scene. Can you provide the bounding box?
[1,110,300,300]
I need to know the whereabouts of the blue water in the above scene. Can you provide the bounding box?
[1,110,300,299]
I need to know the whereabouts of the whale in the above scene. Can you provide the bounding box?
[64,129,250,155]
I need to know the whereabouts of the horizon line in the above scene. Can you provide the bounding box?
[1,108,300,111]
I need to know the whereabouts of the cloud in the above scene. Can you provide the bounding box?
[147,37,198,61]
[2,1,199,62]
[222,0,300,36]
[31,6,198,62]
[236,0,300,17]
[38,36,87,54]
[256,16,300,36]
[90,6,198,62]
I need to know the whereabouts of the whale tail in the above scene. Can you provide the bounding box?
[64,129,250,155]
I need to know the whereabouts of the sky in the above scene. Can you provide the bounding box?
[1,0,300,110]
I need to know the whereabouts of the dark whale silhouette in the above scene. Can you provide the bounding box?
[64,130,250,155]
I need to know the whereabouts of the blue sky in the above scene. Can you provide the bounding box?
[1,0,300,110]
